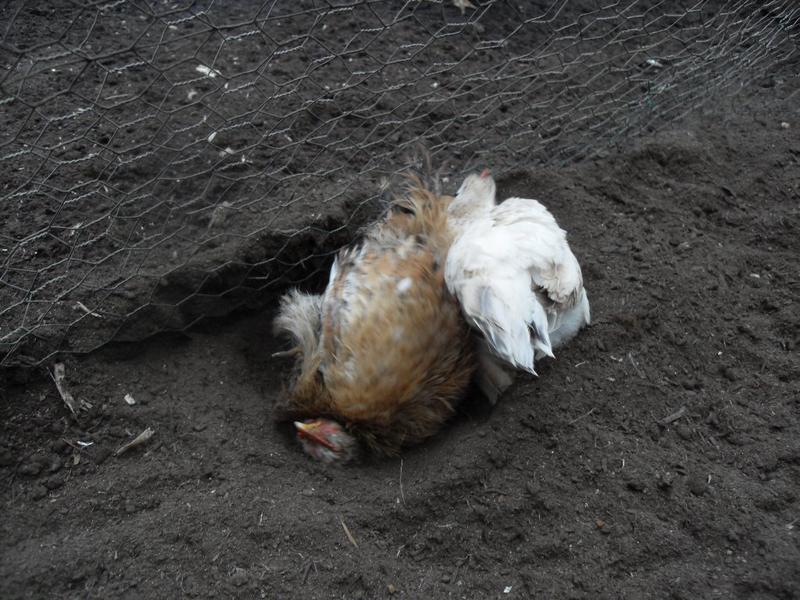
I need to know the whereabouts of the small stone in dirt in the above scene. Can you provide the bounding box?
[720,366,740,382]
[387,584,397,594]
[31,485,48,500]
[230,567,248,587]
[18,461,42,477]
[441,573,451,583]
[737,323,760,340]
[44,475,65,490]
[625,475,645,493]
[48,455,63,473]
[51,439,71,454]
[687,473,708,496]
[676,424,692,440]
[725,432,748,446]
[679,377,702,390]
[657,472,675,490]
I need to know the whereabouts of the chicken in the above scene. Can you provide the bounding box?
[273,178,475,463]
[445,170,590,401]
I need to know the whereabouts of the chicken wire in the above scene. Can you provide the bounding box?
[1,0,798,367]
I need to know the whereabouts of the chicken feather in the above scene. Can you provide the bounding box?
[445,172,590,387]
[274,181,475,457]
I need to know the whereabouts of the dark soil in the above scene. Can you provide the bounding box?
[2,3,800,600]
[3,0,794,365]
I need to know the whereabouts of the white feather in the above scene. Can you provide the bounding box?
[446,173,590,376]
[273,289,324,361]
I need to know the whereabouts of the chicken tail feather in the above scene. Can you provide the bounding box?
[468,285,536,374]
[273,290,323,363]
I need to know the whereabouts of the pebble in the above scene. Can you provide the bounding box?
[44,475,65,490]
[720,366,740,382]
[679,377,702,390]
[30,485,48,500]
[48,455,63,473]
[687,473,708,496]
[625,475,645,493]
[657,471,675,490]
[387,584,397,595]
[18,461,42,477]
[230,567,248,587]
[595,518,605,529]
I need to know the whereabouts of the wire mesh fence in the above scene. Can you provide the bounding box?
[1,0,798,367]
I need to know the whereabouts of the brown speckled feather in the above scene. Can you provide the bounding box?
[274,181,475,455]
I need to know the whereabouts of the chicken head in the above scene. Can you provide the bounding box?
[294,419,358,463]
[448,168,497,222]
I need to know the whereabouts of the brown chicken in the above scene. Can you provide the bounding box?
[273,177,475,462]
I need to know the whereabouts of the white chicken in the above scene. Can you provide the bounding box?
[445,170,590,401]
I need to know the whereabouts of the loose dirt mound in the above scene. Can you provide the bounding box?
[2,62,798,598]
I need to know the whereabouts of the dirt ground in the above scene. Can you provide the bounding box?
[2,3,800,600]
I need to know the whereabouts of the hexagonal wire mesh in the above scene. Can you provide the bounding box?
[1,0,798,366]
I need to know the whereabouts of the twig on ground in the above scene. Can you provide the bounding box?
[51,363,77,416]
[115,427,155,456]
[301,562,312,584]
[339,516,358,549]
[632,380,667,392]
[399,459,406,506]
[627,352,647,379]
[569,407,596,425]
[658,406,687,427]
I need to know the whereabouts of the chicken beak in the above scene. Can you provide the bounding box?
[294,421,314,435]
[480,168,491,179]
[294,420,339,452]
